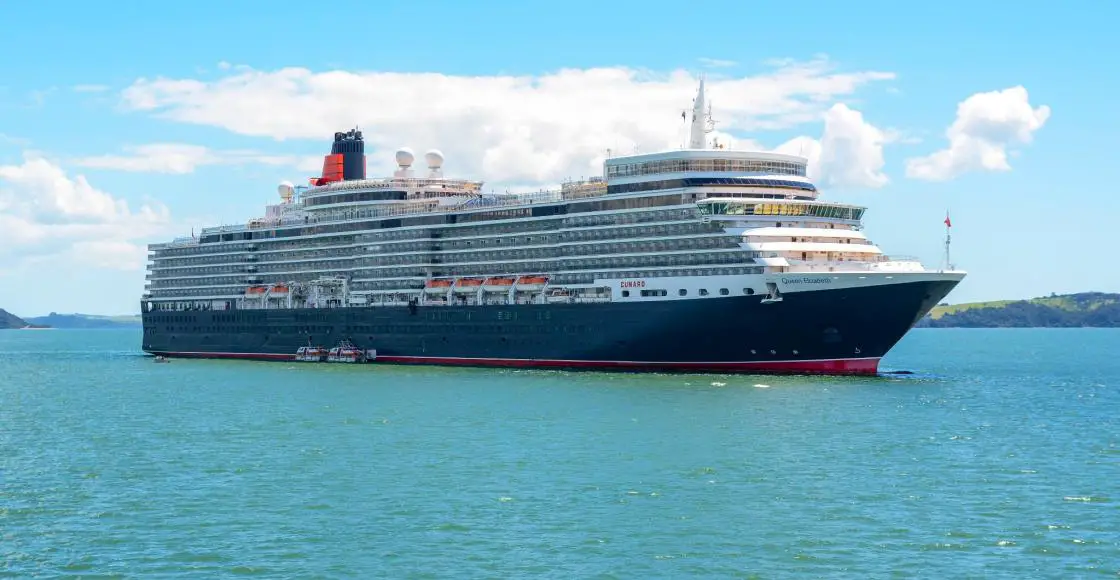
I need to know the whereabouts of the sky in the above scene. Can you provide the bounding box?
[1,0,1117,316]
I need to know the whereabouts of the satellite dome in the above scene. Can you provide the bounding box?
[395,147,415,167]
[424,149,444,169]
[277,180,295,201]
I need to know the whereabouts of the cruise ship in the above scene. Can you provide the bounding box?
[141,80,965,374]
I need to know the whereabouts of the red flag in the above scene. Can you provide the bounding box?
[944,212,952,228]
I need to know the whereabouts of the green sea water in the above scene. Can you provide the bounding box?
[1,328,1118,577]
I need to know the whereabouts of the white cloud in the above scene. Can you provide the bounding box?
[0,155,171,271]
[698,58,737,68]
[73,143,322,174]
[70,239,152,271]
[773,136,823,178]
[905,86,1050,181]
[815,104,890,188]
[771,104,890,189]
[120,58,894,186]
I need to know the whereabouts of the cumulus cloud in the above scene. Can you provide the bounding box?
[905,86,1050,181]
[773,136,823,178]
[73,143,321,174]
[771,104,890,188]
[815,104,890,188]
[0,155,171,270]
[119,58,894,185]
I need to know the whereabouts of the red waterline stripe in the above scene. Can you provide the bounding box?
[148,351,881,374]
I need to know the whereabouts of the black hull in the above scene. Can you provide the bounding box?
[141,280,957,375]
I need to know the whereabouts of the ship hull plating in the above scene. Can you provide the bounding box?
[141,280,957,375]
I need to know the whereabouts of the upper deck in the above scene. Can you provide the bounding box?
[606,148,808,180]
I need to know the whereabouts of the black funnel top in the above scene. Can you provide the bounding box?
[331,129,366,180]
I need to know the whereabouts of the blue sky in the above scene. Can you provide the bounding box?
[1,0,1116,315]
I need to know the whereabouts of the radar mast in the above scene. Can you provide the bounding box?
[687,77,716,149]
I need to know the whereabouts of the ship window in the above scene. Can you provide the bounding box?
[679,289,687,296]
[622,290,630,297]
[700,289,709,296]
[719,288,729,296]
[743,287,755,295]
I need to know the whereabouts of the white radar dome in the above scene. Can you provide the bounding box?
[424,149,444,168]
[277,180,295,201]
[395,147,415,167]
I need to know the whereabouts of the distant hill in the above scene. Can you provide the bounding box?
[918,292,1120,328]
[1,308,32,329]
[23,313,142,329]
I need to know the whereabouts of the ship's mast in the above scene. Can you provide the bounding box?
[688,77,711,149]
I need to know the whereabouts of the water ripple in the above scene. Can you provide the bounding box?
[1,328,1119,577]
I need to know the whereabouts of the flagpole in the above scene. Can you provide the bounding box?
[943,210,952,271]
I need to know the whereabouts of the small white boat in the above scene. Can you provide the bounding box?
[295,346,328,362]
[326,340,366,363]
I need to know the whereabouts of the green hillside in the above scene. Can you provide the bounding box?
[920,293,1120,327]
[1,308,31,329]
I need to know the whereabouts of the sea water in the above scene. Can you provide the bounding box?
[1,328,1117,577]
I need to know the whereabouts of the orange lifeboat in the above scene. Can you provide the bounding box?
[271,284,290,295]
[245,285,268,295]
[482,276,516,291]
[453,278,483,293]
[516,275,549,291]
[424,279,453,293]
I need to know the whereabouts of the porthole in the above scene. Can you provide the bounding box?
[719,288,729,296]
[744,288,755,295]
[679,289,687,296]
